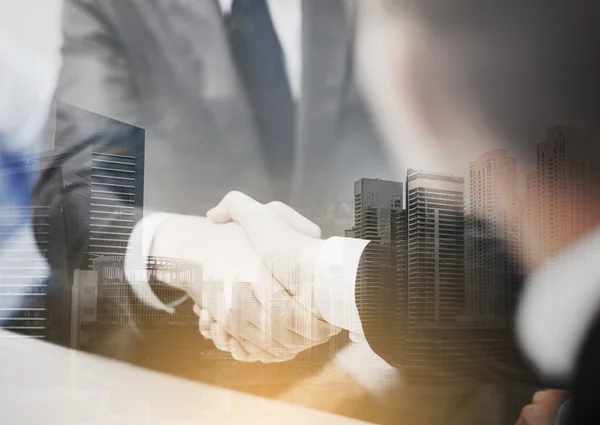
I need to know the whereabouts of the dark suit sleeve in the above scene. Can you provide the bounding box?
[354,241,399,365]
[354,240,539,385]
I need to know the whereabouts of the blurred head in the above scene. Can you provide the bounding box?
[356,1,600,174]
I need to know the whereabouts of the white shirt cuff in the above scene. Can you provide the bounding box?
[124,212,187,314]
[314,236,370,338]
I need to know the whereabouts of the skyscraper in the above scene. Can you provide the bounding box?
[0,103,149,348]
[527,126,600,266]
[466,150,520,320]
[88,150,142,263]
[403,170,512,388]
[55,102,145,269]
[406,169,465,328]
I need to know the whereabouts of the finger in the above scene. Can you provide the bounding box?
[211,322,230,352]
[265,201,321,238]
[206,191,291,257]
[200,309,214,331]
[207,191,321,242]
[193,305,212,339]
[199,280,229,327]
[200,329,213,340]
[227,282,308,351]
[235,322,292,354]
[518,403,557,425]
[238,337,296,364]
[199,309,214,339]
[228,337,251,362]
[255,286,338,347]
[250,308,313,351]
[532,390,567,408]
[206,191,265,223]
[199,318,213,340]
[220,300,291,354]
[193,304,215,337]
[271,289,339,343]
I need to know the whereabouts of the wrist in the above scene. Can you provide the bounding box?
[152,214,215,260]
[304,238,327,320]
[151,215,186,259]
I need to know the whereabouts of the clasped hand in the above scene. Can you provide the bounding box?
[163,192,340,363]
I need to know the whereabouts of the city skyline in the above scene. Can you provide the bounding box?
[1,114,597,425]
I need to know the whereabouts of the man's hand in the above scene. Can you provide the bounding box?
[206,191,326,314]
[194,195,341,362]
[515,390,568,425]
[196,279,339,363]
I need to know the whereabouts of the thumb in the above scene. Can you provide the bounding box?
[264,201,321,239]
[206,191,294,257]
[207,192,321,239]
[206,191,268,225]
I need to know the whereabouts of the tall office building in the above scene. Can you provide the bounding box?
[353,179,404,220]
[466,150,521,320]
[88,150,141,263]
[403,170,516,389]
[527,126,600,266]
[353,179,403,355]
[55,102,146,268]
[522,172,540,275]
[406,169,465,328]
[0,103,149,348]
[394,208,409,363]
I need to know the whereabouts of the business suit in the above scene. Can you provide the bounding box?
[350,224,541,425]
[34,0,394,408]
[42,0,393,213]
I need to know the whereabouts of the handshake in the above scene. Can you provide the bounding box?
[150,192,342,363]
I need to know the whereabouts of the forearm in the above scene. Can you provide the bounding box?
[127,213,264,312]
[315,237,534,385]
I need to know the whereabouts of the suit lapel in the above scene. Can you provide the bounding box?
[116,0,265,157]
[292,0,356,206]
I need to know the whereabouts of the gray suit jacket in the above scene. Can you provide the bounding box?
[34,0,395,397]
[44,0,393,216]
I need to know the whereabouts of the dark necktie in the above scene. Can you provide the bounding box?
[226,0,296,199]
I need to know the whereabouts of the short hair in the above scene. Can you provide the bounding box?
[382,1,600,149]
